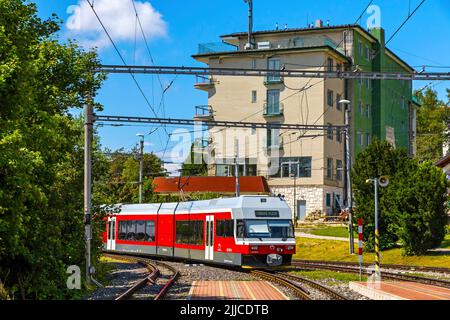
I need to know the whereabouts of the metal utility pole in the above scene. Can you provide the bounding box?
[137,134,145,204]
[84,100,93,285]
[235,138,240,197]
[339,99,354,254]
[373,178,380,281]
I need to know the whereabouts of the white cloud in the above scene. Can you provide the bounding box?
[66,0,168,49]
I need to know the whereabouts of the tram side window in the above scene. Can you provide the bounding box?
[236,220,245,238]
[119,221,127,240]
[145,221,155,242]
[176,220,204,245]
[126,220,136,240]
[136,220,146,241]
[216,220,234,238]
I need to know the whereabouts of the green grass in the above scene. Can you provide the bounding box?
[290,269,367,285]
[301,226,356,238]
[294,237,450,268]
[439,234,450,249]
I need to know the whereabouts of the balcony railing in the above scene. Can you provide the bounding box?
[264,73,284,85]
[263,103,284,117]
[194,105,214,119]
[257,36,345,55]
[198,42,238,54]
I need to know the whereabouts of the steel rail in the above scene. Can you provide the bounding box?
[292,260,450,289]
[250,270,312,300]
[96,65,450,81]
[276,271,348,300]
[294,259,450,274]
[104,253,178,300]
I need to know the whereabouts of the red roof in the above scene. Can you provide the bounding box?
[152,176,270,195]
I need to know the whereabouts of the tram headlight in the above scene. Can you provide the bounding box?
[276,247,283,253]
[250,246,259,251]
[287,245,294,250]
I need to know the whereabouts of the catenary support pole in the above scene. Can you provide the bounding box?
[345,105,355,254]
[84,99,93,285]
[235,138,240,197]
[138,135,144,204]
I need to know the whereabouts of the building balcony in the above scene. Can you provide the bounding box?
[264,74,284,85]
[197,42,238,54]
[194,75,216,91]
[263,103,284,117]
[194,105,214,121]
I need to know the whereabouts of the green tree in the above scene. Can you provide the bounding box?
[386,161,448,255]
[0,0,105,299]
[415,88,449,162]
[181,141,208,176]
[352,139,413,250]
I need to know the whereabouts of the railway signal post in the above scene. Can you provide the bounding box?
[84,99,93,285]
[358,218,363,281]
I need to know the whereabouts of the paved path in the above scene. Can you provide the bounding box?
[296,232,358,242]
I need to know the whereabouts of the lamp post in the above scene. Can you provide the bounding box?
[136,133,145,204]
[339,99,354,254]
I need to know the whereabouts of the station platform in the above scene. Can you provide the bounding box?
[188,281,289,300]
[350,281,450,300]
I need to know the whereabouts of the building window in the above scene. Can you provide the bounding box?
[358,41,363,57]
[336,127,342,143]
[366,133,371,146]
[336,93,342,110]
[252,59,257,69]
[365,46,370,61]
[359,100,364,115]
[326,193,331,207]
[366,104,371,118]
[271,157,312,178]
[336,160,343,181]
[357,131,364,146]
[327,89,334,107]
[216,159,257,177]
[327,123,333,140]
[251,90,257,103]
[366,78,372,89]
[327,58,334,72]
[266,89,281,114]
[326,158,333,179]
[267,57,281,82]
[267,123,280,149]
[336,63,342,72]
[401,96,406,109]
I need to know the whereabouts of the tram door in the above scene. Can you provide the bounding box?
[205,215,214,261]
[107,217,116,250]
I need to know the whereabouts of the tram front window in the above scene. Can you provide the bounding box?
[244,220,294,239]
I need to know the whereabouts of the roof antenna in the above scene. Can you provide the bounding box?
[284,23,288,30]
[275,22,279,30]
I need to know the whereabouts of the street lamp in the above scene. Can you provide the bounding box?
[338,99,354,254]
[136,133,145,204]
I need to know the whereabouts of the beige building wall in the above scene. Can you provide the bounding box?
[195,33,349,217]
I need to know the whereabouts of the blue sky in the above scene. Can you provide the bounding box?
[33,0,450,168]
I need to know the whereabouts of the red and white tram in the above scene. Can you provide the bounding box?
[103,196,296,267]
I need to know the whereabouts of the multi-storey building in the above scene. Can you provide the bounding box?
[192,22,417,220]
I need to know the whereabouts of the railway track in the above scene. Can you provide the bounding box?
[275,271,348,300]
[292,260,450,289]
[250,270,312,300]
[103,253,179,300]
[294,259,450,274]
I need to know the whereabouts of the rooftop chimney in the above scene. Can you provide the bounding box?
[315,19,323,28]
